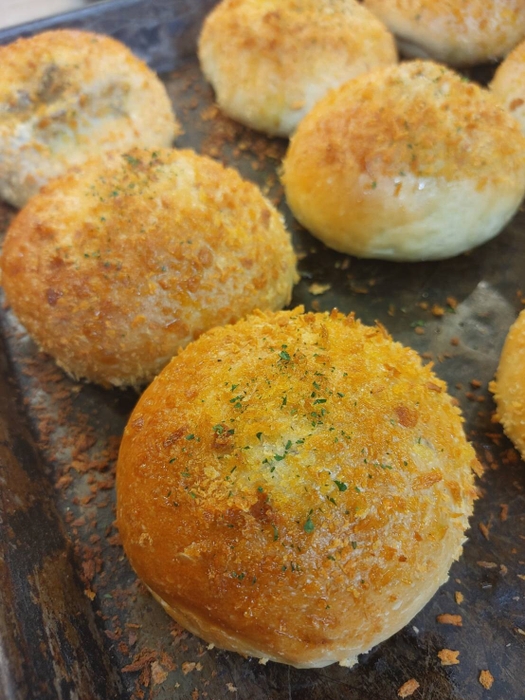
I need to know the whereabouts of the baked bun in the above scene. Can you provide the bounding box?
[490,310,525,459]
[116,307,478,668]
[281,60,525,261]
[0,148,297,388]
[0,29,179,209]
[491,39,525,135]
[363,0,525,66]
[198,0,397,137]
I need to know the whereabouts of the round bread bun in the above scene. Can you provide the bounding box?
[363,0,525,67]
[116,307,478,668]
[490,310,525,459]
[0,148,297,388]
[0,29,179,209]
[281,60,525,261]
[197,0,397,137]
[491,39,525,135]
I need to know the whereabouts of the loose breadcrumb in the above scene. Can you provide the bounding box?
[438,649,460,665]
[479,522,491,540]
[398,678,420,697]
[181,662,197,675]
[436,614,463,626]
[308,282,331,296]
[479,669,494,689]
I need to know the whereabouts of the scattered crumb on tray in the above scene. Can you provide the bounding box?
[308,282,331,295]
[479,669,494,689]
[397,678,420,697]
[438,649,460,666]
[436,613,463,626]
[479,521,491,540]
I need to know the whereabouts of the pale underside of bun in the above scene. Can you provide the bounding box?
[117,308,478,668]
[0,29,179,208]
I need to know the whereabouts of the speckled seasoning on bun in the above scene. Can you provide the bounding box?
[0,148,297,388]
[281,60,525,261]
[198,0,397,137]
[0,29,179,208]
[116,307,479,668]
[363,0,525,66]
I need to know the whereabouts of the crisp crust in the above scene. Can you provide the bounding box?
[0,148,297,387]
[491,309,525,459]
[364,0,525,66]
[116,307,478,668]
[491,39,525,135]
[198,0,397,136]
[281,60,525,261]
[0,29,179,208]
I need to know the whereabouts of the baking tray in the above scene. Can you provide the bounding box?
[0,2,524,699]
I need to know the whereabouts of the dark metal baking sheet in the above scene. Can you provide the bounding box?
[0,2,524,699]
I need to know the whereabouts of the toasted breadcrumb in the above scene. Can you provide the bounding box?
[398,679,420,697]
[438,649,460,666]
[479,669,494,689]
[308,282,331,296]
[479,522,491,540]
[437,613,463,626]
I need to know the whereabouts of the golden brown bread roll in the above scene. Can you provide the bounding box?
[281,60,525,261]
[198,0,397,137]
[117,307,478,668]
[0,148,297,388]
[491,39,525,135]
[0,29,179,208]
[490,310,525,459]
[363,0,525,66]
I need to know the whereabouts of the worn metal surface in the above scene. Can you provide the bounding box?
[0,2,524,699]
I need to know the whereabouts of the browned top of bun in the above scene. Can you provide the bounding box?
[117,308,478,667]
[0,148,297,387]
[284,60,525,186]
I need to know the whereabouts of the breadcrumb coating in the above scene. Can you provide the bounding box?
[282,60,525,260]
[0,148,297,387]
[0,29,179,208]
[198,0,397,136]
[491,309,525,459]
[117,307,478,668]
[491,38,525,135]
